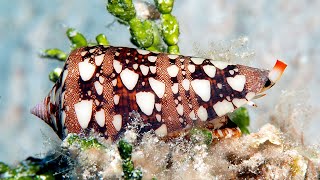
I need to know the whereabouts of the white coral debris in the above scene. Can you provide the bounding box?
[61,123,319,179]
[245,123,282,148]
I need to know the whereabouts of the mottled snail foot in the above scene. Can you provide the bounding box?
[209,118,242,143]
[211,127,242,143]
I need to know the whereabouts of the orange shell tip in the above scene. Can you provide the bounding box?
[275,60,287,72]
[269,60,287,83]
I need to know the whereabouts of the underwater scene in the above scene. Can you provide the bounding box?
[0,0,319,179]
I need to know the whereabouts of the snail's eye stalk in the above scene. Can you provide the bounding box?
[260,60,287,93]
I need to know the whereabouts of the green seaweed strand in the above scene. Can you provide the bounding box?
[154,0,180,54]
[118,140,142,180]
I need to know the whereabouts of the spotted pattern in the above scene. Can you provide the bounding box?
[34,45,271,140]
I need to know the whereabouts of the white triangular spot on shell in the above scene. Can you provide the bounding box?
[148,56,157,62]
[95,99,100,106]
[112,114,122,131]
[156,114,161,122]
[189,110,197,120]
[154,124,167,137]
[155,103,161,112]
[176,104,183,116]
[232,98,248,108]
[78,62,96,81]
[187,64,195,73]
[74,100,93,129]
[136,92,155,116]
[120,68,139,90]
[61,111,66,126]
[95,54,104,66]
[95,109,105,127]
[81,51,87,56]
[203,65,216,78]
[140,65,149,76]
[99,76,105,83]
[213,100,234,117]
[227,75,246,92]
[190,57,205,65]
[61,91,66,108]
[171,83,178,94]
[137,49,150,55]
[210,60,230,69]
[191,79,211,102]
[112,78,117,86]
[133,63,138,70]
[61,69,68,87]
[148,78,165,98]
[50,87,56,105]
[167,65,179,77]
[114,95,120,105]
[94,81,103,95]
[182,79,190,91]
[150,66,156,74]
[113,60,122,74]
[168,54,178,59]
[197,106,208,121]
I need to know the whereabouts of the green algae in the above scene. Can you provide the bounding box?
[66,134,104,150]
[48,67,62,83]
[106,0,136,22]
[118,140,142,180]
[66,28,88,50]
[96,33,109,46]
[229,107,250,134]
[189,128,213,145]
[41,48,67,61]
[154,0,175,14]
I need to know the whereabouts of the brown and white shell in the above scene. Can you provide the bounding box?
[31,45,287,141]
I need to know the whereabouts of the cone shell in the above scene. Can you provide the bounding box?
[32,45,285,140]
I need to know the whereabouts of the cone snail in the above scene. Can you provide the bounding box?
[31,45,287,141]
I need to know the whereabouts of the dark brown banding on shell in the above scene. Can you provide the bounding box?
[100,46,119,139]
[156,54,182,133]
[175,57,193,127]
[63,48,84,136]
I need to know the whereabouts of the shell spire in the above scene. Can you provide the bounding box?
[31,99,50,124]
[31,84,60,134]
